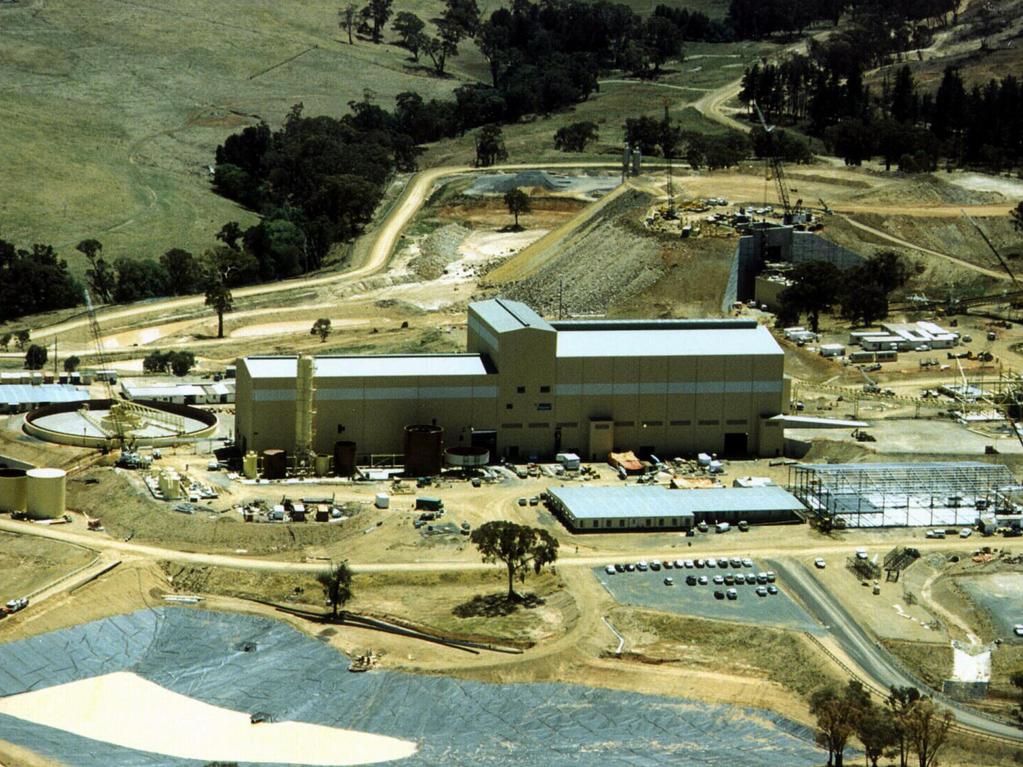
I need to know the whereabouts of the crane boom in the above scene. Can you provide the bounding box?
[751,100,793,217]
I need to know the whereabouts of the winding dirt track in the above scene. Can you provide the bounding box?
[25,162,628,344]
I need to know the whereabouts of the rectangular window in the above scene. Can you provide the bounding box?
[556,421,579,428]
[528,422,549,429]
[540,385,551,393]
[516,386,525,393]
[670,419,691,426]
[537,403,552,411]
[337,424,345,433]
[698,419,720,426]
[595,424,610,430]
[501,423,523,429]
[506,403,513,410]
[619,519,625,527]
[614,420,635,427]
[726,419,748,425]
[642,420,663,427]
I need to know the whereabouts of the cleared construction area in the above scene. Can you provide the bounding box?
[789,462,1019,528]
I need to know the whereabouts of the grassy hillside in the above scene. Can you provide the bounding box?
[0,0,473,274]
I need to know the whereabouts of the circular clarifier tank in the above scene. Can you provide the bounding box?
[24,399,217,448]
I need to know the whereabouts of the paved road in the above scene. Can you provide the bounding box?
[767,557,1023,744]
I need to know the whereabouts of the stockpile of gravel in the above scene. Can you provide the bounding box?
[409,223,471,280]
[505,220,665,315]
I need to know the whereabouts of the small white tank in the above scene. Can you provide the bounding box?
[315,454,330,476]
[243,451,258,479]
[159,470,181,500]
[25,468,66,519]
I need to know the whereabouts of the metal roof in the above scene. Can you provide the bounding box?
[0,384,89,406]
[769,415,868,428]
[547,485,805,520]
[122,383,206,398]
[243,355,489,379]
[469,299,554,334]
[555,324,782,358]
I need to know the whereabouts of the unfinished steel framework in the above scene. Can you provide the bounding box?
[789,462,1019,528]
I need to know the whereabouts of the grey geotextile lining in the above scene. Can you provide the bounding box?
[0,607,823,766]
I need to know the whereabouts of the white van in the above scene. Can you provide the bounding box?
[715,522,731,534]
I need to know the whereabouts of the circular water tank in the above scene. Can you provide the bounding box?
[333,441,357,477]
[0,469,27,513]
[444,446,489,468]
[403,425,443,477]
[25,468,66,520]
[262,449,287,480]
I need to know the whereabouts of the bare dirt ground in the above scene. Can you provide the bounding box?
[0,532,95,607]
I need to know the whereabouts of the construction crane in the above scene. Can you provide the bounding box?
[966,211,1019,289]
[857,365,881,394]
[662,97,677,220]
[752,101,793,221]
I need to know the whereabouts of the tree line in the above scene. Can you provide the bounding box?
[727,0,962,44]
[811,681,952,767]
[741,53,1023,172]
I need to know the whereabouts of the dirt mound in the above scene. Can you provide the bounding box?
[851,174,1002,206]
[409,223,471,280]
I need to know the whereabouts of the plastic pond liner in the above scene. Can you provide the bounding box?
[0,608,826,766]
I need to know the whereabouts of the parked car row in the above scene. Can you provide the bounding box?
[603,557,760,574]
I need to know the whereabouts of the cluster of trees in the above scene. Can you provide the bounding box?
[0,330,32,352]
[213,102,407,269]
[778,251,913,330]
[741,52,1023,171]
[811,681,952,767]
[623,114,751,169]
[142,350,196,377]
[0,240,81,322]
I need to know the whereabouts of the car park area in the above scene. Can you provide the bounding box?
[595,558,820,632]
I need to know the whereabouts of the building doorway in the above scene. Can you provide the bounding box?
[723,432,748,456]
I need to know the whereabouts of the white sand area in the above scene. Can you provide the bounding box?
[0,671,417,765]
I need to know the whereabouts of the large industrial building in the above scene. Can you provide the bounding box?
[235,299,789,464]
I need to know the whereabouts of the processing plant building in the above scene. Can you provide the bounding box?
[235,299,788,464]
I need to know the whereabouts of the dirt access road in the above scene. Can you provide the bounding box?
[22,162,631,344]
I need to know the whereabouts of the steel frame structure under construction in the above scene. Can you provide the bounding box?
[789,461,1019,528]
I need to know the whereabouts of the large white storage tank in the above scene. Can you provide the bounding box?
[25,468,66,519]
[0,469,28,513]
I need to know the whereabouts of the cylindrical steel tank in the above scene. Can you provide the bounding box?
[444,446,490,468]
[0,469,27,513]
[403,425,443,477]
[25,468,66,519]
[262,449,287,480]
[333,441,357,477]
[243,451,259,479]
[314,454,330,476]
